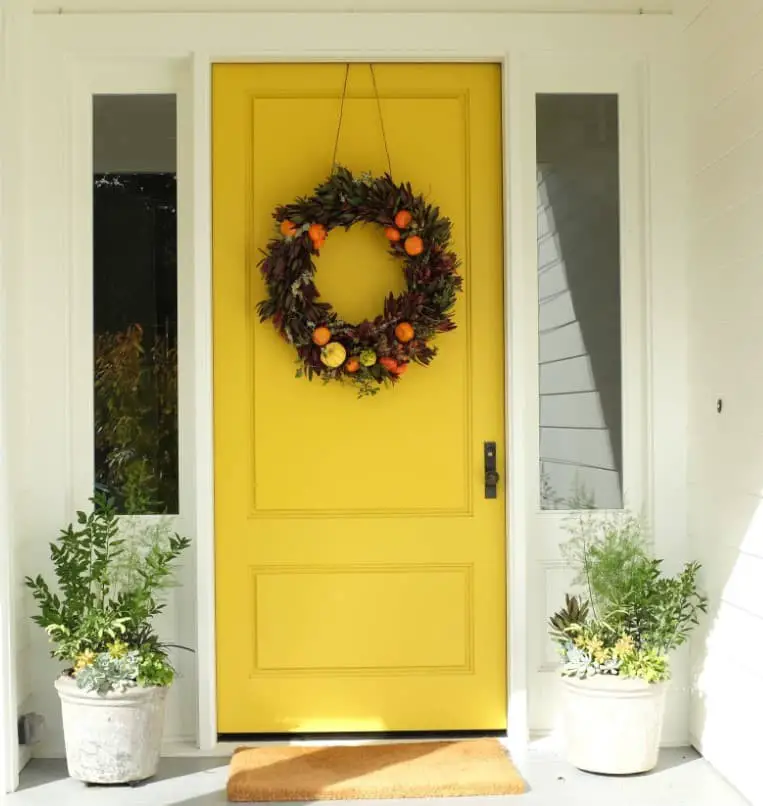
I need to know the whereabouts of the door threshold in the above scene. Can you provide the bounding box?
[218,730,507,743]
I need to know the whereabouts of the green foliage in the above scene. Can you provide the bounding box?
[138,649,176,688]
[540,468,597,511]
[94,323,178,514]
[618,646,669,683]
[549,509,708,683]
[25,495,191,693]
[562,510,650,618]
[565,481,596,511]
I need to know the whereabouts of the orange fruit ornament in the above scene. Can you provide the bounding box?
[280,220,297,237]
[404,236,424,256]
[385,227,401,242]
[395,362,409,376]
[394,210,412,229]
[312,326,331,346]
[345,358,360,373]
[379,357,399,373]
[395,322,414,343]
[308,223,327,244]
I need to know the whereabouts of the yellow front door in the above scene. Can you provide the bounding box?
[212,63,506,734]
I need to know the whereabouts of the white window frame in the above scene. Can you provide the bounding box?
[510,56,660,735]
[68,58,200,747]
[516,57,649,529]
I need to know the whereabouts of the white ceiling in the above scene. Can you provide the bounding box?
[33,0,672,13]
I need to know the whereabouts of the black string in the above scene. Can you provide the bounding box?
[331,64,350,173]
[370,64,393,178]
[331,63,393,178]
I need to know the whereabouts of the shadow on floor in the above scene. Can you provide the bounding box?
[17,746,741,806]
[566,747,699,779]
[163,796,228,806]
[226,741,448,801]
[18,757,226,791]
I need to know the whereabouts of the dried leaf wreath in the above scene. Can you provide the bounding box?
[257,167,463,397]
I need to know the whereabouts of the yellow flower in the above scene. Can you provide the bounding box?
[74,650,96,671]
[614,635,635,658]
[584,636,604,655]
[108,640,129,659]
[593,647,610,664]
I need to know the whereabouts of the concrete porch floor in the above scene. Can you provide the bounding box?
[7,740,750,806]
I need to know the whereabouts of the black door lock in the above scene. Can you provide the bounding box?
[484,441,500,499]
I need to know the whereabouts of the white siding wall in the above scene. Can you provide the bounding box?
[682,2,763,804]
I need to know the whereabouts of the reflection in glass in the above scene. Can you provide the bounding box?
[536,94,622,510]
[93,95,178,514]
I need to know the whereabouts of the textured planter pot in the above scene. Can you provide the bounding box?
[55,676,167,784]
[561,675,668,775]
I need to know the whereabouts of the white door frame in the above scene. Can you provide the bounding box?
[8,10,684,761]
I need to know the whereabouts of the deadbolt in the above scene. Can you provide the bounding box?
[484,441,500,499]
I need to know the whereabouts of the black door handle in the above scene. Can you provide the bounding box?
[484,441,500,499]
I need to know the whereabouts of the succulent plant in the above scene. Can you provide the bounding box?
[75,650,140,695]
[559,645,596,679]
[548,594,590,643]
[560,643,621,680]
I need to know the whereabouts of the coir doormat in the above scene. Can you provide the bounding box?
[227,738,527,801]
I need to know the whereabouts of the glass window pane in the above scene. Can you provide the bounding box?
[93,95,178,514]
[536,94,622,510]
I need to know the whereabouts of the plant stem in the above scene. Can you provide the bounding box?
[582,532,598,621]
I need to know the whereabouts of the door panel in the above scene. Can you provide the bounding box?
[213,63,506,734]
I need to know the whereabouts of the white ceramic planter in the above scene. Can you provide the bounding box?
[55,676,167,784]
[561,675,668,775]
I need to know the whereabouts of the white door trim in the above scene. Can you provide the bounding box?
[12,10,679,758]
[0,0,25,793]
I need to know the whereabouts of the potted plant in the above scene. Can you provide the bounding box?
[25,496,191,784]
[548,510,707,775]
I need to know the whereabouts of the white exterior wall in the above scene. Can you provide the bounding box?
[1,1,691,767]
[681,2,763,805]
[1,1,32,789]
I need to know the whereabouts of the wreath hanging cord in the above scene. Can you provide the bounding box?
[257,65,463,397]
[331,63,393,178]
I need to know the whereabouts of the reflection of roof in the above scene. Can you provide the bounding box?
[537,166,621,510]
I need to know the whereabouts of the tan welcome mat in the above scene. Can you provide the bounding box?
[227,738,526,801]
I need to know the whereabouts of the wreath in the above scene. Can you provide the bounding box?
[257,167,463,397]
